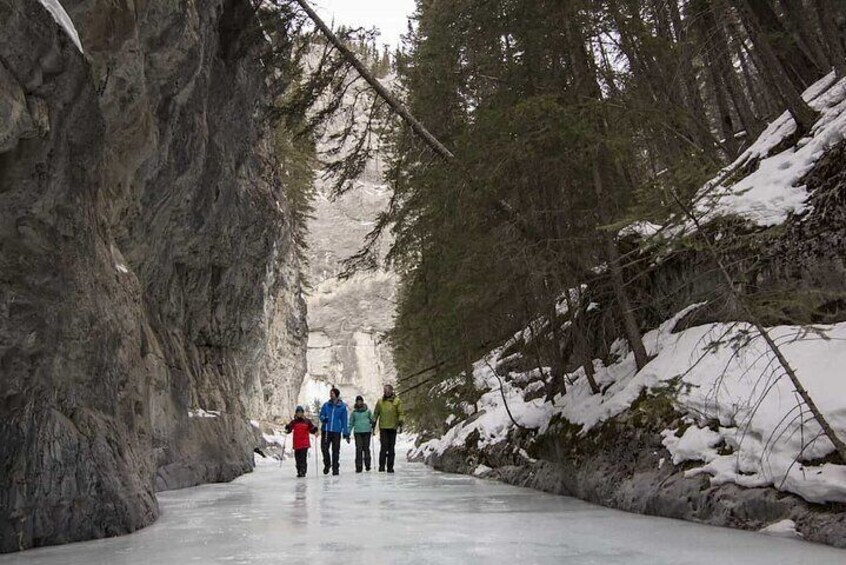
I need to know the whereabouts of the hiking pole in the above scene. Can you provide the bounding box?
[280,432,288,468]
[316,429,323,477]
[371,431,376,470]
[314,434,319,477]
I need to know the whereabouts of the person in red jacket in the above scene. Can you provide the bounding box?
[284,406,318,477]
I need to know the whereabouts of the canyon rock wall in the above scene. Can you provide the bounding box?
[301,156,397,411]
[0,0,306,552]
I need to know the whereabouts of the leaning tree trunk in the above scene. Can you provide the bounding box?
[289,0,455,160]
[565,291,600,394]
[779,0,832,72]
[744,0,822,89]
[733,0,820,134]
[591,153,650,371]
[565,0,651,372]
[814,0,846,76]
[728,14,780,116]
[701,0,763,139]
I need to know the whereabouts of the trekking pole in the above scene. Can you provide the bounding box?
[315,430,322,477]
[314,434,319,477]
[371,430,376,469]
[280,433,288,468]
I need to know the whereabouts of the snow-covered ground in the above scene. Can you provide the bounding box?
[691,73,846,227]
[416,305,846,504]
[2,440,843,564]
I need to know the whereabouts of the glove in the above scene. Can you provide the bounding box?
[345,436,351,444]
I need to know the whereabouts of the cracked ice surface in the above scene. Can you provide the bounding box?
[2,443,844,564]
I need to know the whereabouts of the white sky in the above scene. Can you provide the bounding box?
[314,0,416,48]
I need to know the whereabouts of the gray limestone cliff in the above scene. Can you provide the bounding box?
[0,0,306,552]
[299,78,397,409]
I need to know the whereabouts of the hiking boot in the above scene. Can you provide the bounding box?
[323,466,330,475]
[387,469,395,474]
[332,470,339,476]
[355,469,363,473]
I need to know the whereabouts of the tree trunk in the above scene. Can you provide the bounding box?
[564,292,600,394]
[564,0,651,371]
[745,0,822,89]
[592,155,650,371]
[669,0,726,159]
[290,0,456,161]
[707,61,740,156]
[733,0,820,134]
[703,0,764,139]
[779,0,832,72]
[814,0,846,76]
[732,20,781,117]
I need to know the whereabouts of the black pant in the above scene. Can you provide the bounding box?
[294,448,308,476]
[354,432,372,471]
[321,431,341,473]
[379,428,397,472]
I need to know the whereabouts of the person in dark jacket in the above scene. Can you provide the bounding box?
[372,384,404,473]
[319,388,350,475]
[348,395,374,472]
[284,406,318,477]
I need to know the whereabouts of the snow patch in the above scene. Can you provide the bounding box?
[188,408,220,419]
[619,221,662,238]
[759,519,803,540]
[473,464,493,477]
[661,427,722,465]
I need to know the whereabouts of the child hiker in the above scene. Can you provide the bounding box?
[284,406,318,477]
[348,395,374,472]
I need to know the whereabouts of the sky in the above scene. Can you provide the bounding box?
[315,0,416,48]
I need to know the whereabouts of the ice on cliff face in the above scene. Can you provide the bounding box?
[37,1,83,52]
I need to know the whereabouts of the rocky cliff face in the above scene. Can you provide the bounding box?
[301,157,397,409]
[0,0,306,552]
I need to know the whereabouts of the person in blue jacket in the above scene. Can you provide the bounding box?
[319,387,350,475]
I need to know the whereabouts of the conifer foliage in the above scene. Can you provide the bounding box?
[365,0,844,416]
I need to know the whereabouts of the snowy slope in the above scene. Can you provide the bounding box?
[692,73,846,226]
[415,307,846,504]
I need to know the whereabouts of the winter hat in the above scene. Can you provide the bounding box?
[355,395,364,402]
[295,405,304,413]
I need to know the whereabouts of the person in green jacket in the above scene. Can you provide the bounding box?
[372,384,404,473]
[348,395,373,472]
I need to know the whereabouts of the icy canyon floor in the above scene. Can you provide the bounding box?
[1,441,844,565]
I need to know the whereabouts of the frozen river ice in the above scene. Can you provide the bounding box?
[2,442,844,565]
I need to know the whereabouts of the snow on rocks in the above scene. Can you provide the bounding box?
[693,72,846,226]
[618,73,846,239]
[187,408,220,419]
[36,0,83,53]
[473,464,493,477]
[759,519,804,540]
[417,303,846,505]
[661,426,723,465]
